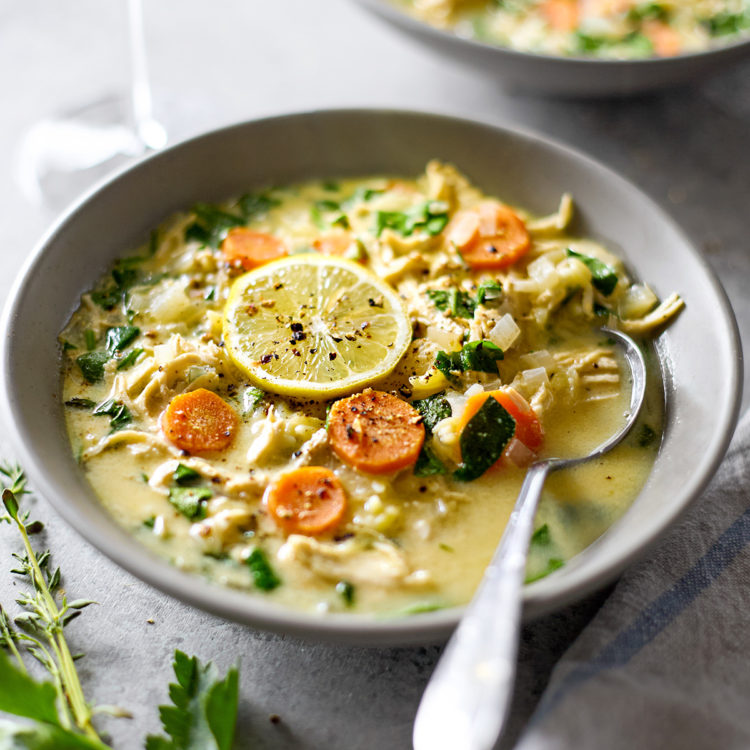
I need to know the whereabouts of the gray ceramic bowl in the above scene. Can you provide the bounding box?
[0,109,741,645]
[353,0,750,97]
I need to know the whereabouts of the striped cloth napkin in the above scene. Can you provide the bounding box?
[516,409,750,750]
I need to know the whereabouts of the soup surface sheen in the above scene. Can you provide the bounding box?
[61,162,681,616]
[397,0,750,59]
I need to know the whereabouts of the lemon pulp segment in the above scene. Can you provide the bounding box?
[223,255,412,398]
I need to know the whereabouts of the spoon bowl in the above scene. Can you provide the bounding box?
[414,326,646,750]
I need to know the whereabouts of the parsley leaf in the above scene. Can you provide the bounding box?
[476,280,503,305]
[92,399,132,432]
[705,10,750,35]
[454,397,516,481]
[65,397,96,409]
[237,191,279,220]
[566,248,619,296]
[246,548,281,591]
[168,487,212,520]
[173,464,201,486]
[145,650,239,750]
[185,204,245,249]
[336,580,355,607]
[426,289,476,318]
[530,523,551,547]
[375,201,449,237]
[0,649,60,726]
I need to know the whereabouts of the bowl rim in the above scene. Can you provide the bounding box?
[354,0,750,67]
[0,107,742,644]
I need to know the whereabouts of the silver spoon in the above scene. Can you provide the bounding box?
[413,326,646,750]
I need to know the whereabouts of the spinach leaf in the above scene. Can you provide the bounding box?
[75,351,110,383]
[173,464,201,486]
[336,580,355,607]
[435,341,505,379]
[426,289,476,318]
[116,348,144,370]
[65,397,96,409]
[454,397,516,481]
[530,523,551,547]
[92,399,132,431]
[476,280,503,305]
[342,186,382,209]
[628,2,668,21]
[705,10,750,35]
[246,548,281,591]
[414,444,447,477]
[90,255,148,310]
[413,392,452,432]
[145,650,239,750]
[168,487,212,520]
[185,203,245,249]
[105,325,140,354]
[566,248,619,296]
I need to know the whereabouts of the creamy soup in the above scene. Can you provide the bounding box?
[399,0,750,59]
[60,162,682,616]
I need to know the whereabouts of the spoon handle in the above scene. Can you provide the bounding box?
[413,460,554,750]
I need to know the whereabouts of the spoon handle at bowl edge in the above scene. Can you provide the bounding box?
[412,459,555,750]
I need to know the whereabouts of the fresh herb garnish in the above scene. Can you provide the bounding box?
[90,255,148,310]
[454,397,516,482]
[526,557,564,583]
[246,548,281,591]
[375,201,449,237]
[413,392,452,432]
[184,204,245,249]
[75,351,110,383]
[336,580,355,607]
[105,325,140,354]
[434,340,504,379]
[705,10,750,35]
[476,279,503,305]
[65,397,97,409]
[636,423,658,448]
[426,289,476,318]
[530,523,552,547]
[566,249,619,296]
[628,2,668,21]
[116,348,144,370]
[243,386,265,414]
[414,444,447,477]
[237,190,280,221]
[92,399,132,432]
[168,487,212,520]
[173,464,201,486]
[84,329,97,351]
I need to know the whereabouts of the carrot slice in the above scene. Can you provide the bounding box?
[457,205,531,271]
[314,232,353,257]
[459,389,543,469]
[264,466,347,535]
[221,228,287,270]
[642,20,682,57]
[162,388,238,453]
[328,389,425,474]
[542,0,579,31]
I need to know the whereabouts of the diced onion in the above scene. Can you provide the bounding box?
[504,437,535,468]
[521,349,555,370]
[445,390,468,418]
[465,383,484,399]
[488,314,521,351]
[528,256,556,283]
[425,325,463,352]
[521,367,549,389]
[619,283,658,320]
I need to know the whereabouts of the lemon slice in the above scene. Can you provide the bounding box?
[223,254,412,398]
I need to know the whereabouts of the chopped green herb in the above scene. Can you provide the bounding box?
[414,444,447,477]
[92,398,132,431]
[566,248,619,296]
[243,386,265,413]
[204,286,216,301]
[314,199,341,212]
[526,557,564,583]
[64,397,96,409]
[168,486,212,520]
[530,523,551,547]
[237,191,280,220]
[185,203,245,248]
[435,340,504,379]
[705,10,750,36]
[60,339,76,351]
[116,347,144,370]
[620,31,653,57]
[342,186,383,209]
[628,2,668,21]
[331,213,350,229]
[375,201,449,238]
[336,580,355,607]
[573,31,610,52]
[105,325,140,354]
[426,289,476,318]
[476,280,503,305]
[75,351,110,383]
[454,397,516,481]
[246,548,281,591]
[173,463,201,486]
[637,423,658,448]
[84,329,96,351]
[413,392,452,432]
[143,516,156,529]
[438,543,454,553]
[322,180,340,192]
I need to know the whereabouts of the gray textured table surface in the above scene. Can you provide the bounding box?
[1,1,748,748]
